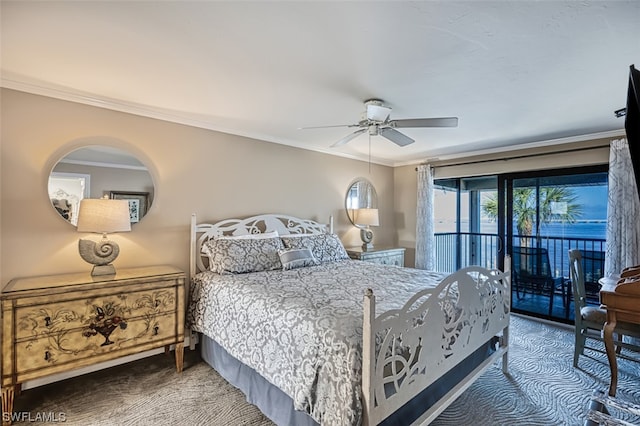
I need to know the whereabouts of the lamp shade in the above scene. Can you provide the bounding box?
[354,208,379,226]
[77,199,131,233]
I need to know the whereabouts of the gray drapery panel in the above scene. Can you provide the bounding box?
[415,164,435,270]
[605,138,640,275]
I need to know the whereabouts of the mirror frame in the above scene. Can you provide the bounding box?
[48,145,155,227]
[345,178,378,228]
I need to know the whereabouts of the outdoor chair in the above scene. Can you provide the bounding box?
[512,246,564,317]
[568,249,640,368]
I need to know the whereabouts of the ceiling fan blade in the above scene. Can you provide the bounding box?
[331,128,367,147]
[299,123,358,130]
[379,127,414,147]
[392,117,458,128]
[367,104,391,122]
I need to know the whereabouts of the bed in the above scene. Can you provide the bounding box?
[187,213,511,426]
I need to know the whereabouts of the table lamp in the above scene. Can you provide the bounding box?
[77,198,131,276]
[355,208,379,250]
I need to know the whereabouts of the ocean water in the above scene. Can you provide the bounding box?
[438,220,607,240]
[539,221,607,240]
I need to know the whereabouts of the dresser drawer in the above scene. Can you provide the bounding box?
[366,253,404,266]
[346,247,405,267]
[15,287,178,341]
[15,312,177,375]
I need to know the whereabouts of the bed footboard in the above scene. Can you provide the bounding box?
[362,258,511,426]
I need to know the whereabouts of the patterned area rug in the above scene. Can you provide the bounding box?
[12,315,640,425]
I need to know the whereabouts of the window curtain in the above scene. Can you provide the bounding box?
[415,164,435,270]
[605,138,640,276]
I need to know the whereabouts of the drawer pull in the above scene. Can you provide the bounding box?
[44,351,51,361]
[153,326,159,335]
[44,316,51,327]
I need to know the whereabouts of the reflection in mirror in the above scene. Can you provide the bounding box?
[48,146,154,226]
[346,178,379,250]
[48,172,91,225]
[345,178,378,228]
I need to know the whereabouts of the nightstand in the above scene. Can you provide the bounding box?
[1,265,185,424]
[346,246,406,267]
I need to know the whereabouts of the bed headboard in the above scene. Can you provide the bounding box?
[190,213,333,278]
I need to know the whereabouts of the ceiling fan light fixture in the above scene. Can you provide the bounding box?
[366,103,391,122]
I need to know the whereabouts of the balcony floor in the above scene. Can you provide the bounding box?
[511,290,601,323]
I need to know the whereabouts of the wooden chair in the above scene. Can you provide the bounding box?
[512,246,564,316]
[569,249,640,368]
[579,250,605,302]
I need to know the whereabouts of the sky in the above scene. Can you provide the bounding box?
[434,183,609,234]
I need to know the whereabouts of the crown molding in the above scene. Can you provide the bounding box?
[393,129,625,168]
[2,74,620,169]
[1,75,396,167]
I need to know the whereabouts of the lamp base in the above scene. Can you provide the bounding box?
[91,264,116,276]
[360,228,374,251]
[79,238,120,277]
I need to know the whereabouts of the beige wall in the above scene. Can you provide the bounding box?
[0,89,396,285]
[1,88,616,283]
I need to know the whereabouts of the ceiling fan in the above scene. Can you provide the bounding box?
[301,99,458,148]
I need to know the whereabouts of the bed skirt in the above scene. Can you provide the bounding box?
[200,333,498,426]
[200,334,318,426]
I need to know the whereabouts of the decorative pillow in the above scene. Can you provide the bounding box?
[278,248,319,270]
[216,231,279,240]
[281,233,349,263]
[202,236,283,274]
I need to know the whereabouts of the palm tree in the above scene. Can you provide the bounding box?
[483,186,583,246]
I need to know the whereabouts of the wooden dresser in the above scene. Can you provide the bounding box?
[599,275,640,397]
[346,246,406,267]
[1,265,185,424]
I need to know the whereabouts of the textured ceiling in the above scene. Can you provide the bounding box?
[1,1,638,166]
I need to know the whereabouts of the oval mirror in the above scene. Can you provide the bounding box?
[48,145,155,226]
[345,178,378,228]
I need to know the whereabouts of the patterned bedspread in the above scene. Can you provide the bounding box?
[187,260,446,425]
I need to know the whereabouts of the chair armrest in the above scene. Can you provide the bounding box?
[621,266,640,278]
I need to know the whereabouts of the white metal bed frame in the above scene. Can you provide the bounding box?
[189,213,511,426]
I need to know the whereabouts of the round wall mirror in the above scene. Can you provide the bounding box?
[48,145,155,226]
[345,178,378,228]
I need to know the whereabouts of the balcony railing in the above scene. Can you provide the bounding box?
[434,232,606,322]
[435,232,605,275]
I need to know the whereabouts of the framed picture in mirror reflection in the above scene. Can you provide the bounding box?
[109,191,149,223]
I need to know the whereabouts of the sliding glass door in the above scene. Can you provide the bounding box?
[505,168,608,321]
[434,165,608,323]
